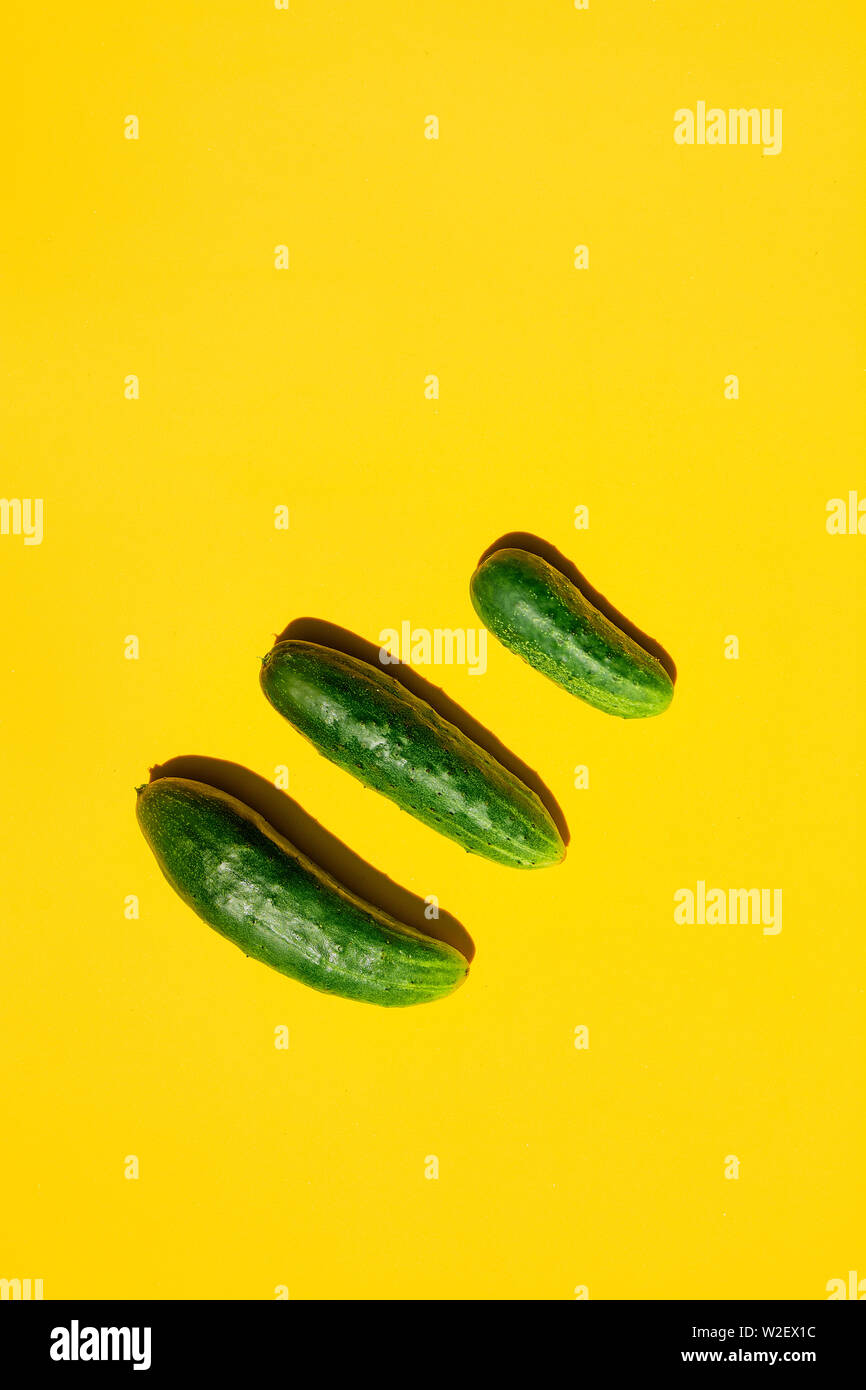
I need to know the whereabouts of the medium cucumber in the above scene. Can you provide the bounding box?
[470,548,674,719]
[136,778,467,1007]
[259,641,565,869]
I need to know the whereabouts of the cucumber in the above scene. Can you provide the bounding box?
[136,778,467,1007]
[470,548,674,719]
[259,641,565,869]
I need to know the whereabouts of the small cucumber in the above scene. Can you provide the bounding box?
[259,641,565,869]
[470,548,674,719]
[136,778,467,1007]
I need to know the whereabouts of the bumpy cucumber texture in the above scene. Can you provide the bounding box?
[470,548,674,719]
[137,777,468,1007]
[259,640,565,868]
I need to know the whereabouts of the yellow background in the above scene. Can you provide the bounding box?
[2,1,864,1299]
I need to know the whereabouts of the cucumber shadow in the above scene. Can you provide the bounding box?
[478,532,677,683]
[275,616,570,847]
[148,755,475,963]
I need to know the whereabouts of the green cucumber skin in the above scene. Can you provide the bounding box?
[136,778,467,1007]
[470,549,674,719]
[259,641,565,869]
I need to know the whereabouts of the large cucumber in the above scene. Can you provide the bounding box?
[136,778,467,1007]
[470,548,674,719]
[259,640,565,869]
